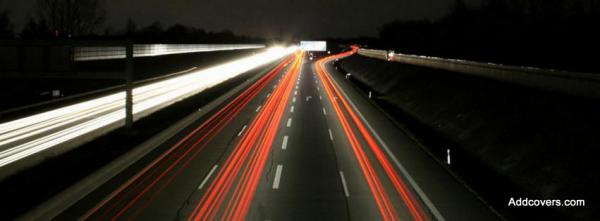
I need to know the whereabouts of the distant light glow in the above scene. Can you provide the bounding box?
[299,41,327,51]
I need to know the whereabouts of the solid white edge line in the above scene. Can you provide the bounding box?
[237,125,247,136]
[282,136,289,150]
[339,171,350,198]
[273,165,284,189]
[324,60,445,221]
[198,165,219,189]
[286,118,292,127]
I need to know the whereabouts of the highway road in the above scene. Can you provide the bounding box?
[51,49,500,220]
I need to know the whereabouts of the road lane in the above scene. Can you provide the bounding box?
[246,55,350,221]
[181,52,303,221]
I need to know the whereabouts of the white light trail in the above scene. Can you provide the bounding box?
[0,46,298,167]
[74,44,265,61]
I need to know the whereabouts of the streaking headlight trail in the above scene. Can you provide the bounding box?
[0,46,298,168]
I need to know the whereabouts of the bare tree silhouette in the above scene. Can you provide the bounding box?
[35,0,106,37]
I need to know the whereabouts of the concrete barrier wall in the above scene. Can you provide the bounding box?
[358,48,600,99]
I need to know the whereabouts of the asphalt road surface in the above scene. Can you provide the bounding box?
[55,50,500,220]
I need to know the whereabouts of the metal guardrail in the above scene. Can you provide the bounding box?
[358,48,600,99]
[74,44,265,61]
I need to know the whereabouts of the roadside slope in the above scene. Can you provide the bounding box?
[337,54,599,220]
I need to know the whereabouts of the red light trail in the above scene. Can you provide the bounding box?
[315,46,429,221]
[81,47,429,221]
[80,55,295,221]
[188,52,304,221]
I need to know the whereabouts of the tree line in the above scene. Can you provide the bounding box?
[0,0,260,43]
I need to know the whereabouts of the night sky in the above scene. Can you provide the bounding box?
[1,0,480,38]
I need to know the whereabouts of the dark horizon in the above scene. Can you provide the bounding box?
[2,0,600,73]
[1,0,484,39]
[1,1,599,220]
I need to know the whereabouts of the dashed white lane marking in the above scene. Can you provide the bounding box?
[237,125,247,136]
[328,129,334,141]
[319,95,322,100]
[326,65,445,220]
[273,165,284,189]
[322,108,327,115]
[287,118,292,127]
[256,105,261,112]
[266,93,271,98]
[198,165,219,189]
[293,97,296,103]
[290,105,295,113]
[282,136,289,150]
[294,91,298,95]
[339,171,350,197]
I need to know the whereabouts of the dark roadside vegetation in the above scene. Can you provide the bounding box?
[335,54,599,220]
[0,53,280,219]
[334,0,600,73]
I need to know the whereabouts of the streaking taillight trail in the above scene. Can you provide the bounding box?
[188,52,304,221]
[315,47,430,221]
[80,53,297,221]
